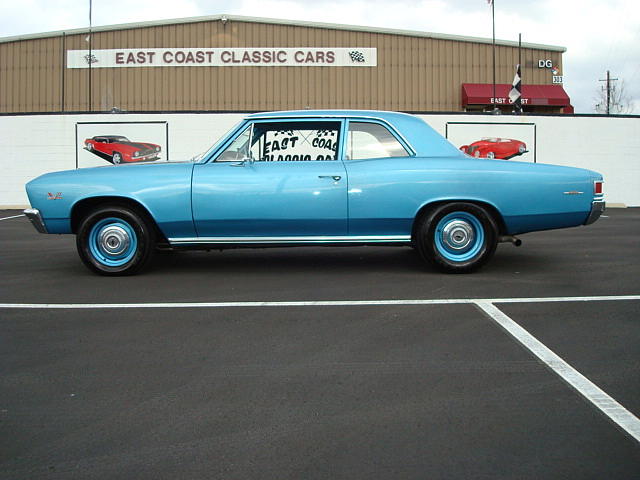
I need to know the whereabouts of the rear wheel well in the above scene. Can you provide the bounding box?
[411,200,506,242]
[70,197,167,244]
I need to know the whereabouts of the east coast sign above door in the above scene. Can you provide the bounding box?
[67,48,377,68]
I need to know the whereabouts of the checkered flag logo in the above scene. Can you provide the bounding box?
[349,50,366,63]
[509,63,522,114]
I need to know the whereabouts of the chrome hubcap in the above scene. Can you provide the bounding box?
[98,226,131,256]
[441,220,475,251]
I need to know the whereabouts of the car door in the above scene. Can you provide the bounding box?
[342,119,417,236]
[192,119,348,238]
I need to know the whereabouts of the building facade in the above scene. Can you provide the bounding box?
[0,14,571,114]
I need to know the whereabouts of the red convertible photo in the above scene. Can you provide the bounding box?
[459,138,527,160]
[84,135,161,164]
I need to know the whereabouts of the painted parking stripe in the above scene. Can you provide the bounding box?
[1,294,638,442]
[0,214,25,221]
[475,301,640,443]
[0,294,638,309]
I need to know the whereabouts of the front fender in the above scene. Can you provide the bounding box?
[25,163,196,237]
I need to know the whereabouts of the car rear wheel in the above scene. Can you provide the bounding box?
[112,152,122,164]
[416,202,498,273]
[76,205,155,276]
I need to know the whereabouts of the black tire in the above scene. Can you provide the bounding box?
[76,205,155,276]
[416,202,498,273]
[112,152,122,164]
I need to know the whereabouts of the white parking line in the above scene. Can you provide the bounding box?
[476,301,640,443]
[2,293,638,443]
[0,214,25,221]
[0,294,638,309]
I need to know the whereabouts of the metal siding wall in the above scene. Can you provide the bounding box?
[0,20,566,113]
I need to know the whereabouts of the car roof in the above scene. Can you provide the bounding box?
[245,110,460,157]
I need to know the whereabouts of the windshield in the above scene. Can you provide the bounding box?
[190,120,245,162]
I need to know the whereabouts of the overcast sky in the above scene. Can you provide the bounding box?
[2,0,638,114]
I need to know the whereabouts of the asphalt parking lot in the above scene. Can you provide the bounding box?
[1,208,639,479]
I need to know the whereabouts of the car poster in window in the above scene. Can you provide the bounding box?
[75,121,168,168]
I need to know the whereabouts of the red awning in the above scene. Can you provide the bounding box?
[462,83,571,107]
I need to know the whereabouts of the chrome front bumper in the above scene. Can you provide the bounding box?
[584,200,605,225]
[23,208,48,233]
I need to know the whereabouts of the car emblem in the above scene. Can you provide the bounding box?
[47,192,63,200]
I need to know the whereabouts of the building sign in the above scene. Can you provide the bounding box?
[490,97,530,105]
[67,48,377,68]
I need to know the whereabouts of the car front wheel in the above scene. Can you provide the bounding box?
[76,206,155,275]
[416,203,498,273]
[112,152,122,164]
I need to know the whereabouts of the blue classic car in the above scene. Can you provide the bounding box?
[24,110,605,275]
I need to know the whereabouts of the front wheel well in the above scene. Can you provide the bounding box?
[411,200,506,242]
[70,197,167,243]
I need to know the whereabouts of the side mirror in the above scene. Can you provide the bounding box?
[230,157,254,167]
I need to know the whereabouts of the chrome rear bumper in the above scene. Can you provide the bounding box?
[584,201,605,225]
[23,208,48,233]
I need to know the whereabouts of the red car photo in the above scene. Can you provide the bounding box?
[84,135,161,164]
[459,138,527,160]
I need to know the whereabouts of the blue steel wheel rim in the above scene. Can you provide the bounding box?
[434,211,485,262]
[88,217,138,267]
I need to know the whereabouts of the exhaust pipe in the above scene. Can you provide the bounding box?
[499,235,522,247]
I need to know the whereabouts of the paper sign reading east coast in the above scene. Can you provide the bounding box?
[67,48,377,68]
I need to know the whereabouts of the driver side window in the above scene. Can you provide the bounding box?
[216,125,252,162]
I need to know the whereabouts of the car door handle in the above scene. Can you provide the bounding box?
[318,175,342,181]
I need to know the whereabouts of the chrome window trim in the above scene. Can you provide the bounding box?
[344,119,413,160]
[245,114,417,156]
[204,117,350,164]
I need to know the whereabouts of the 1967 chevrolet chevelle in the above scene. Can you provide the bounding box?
[24,110,605,275]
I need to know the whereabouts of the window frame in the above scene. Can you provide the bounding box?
[200,115,415,164]
[209,118,346,164]
[344,119,415,160]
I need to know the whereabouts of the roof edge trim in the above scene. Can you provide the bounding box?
[0,13,567,52]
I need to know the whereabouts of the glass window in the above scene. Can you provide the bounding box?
[215,125,253,162]
[346,122,409,160]
[250,121,341,162]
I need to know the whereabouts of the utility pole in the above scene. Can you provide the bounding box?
[491,0,497,113]
[599,70,618,115]
[88,0,92,112]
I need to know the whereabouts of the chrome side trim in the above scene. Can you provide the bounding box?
[23,208,48,233]
[584,201,605,225]
[168,235,411,245]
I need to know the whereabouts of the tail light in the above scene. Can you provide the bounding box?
[594,181,603,195]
